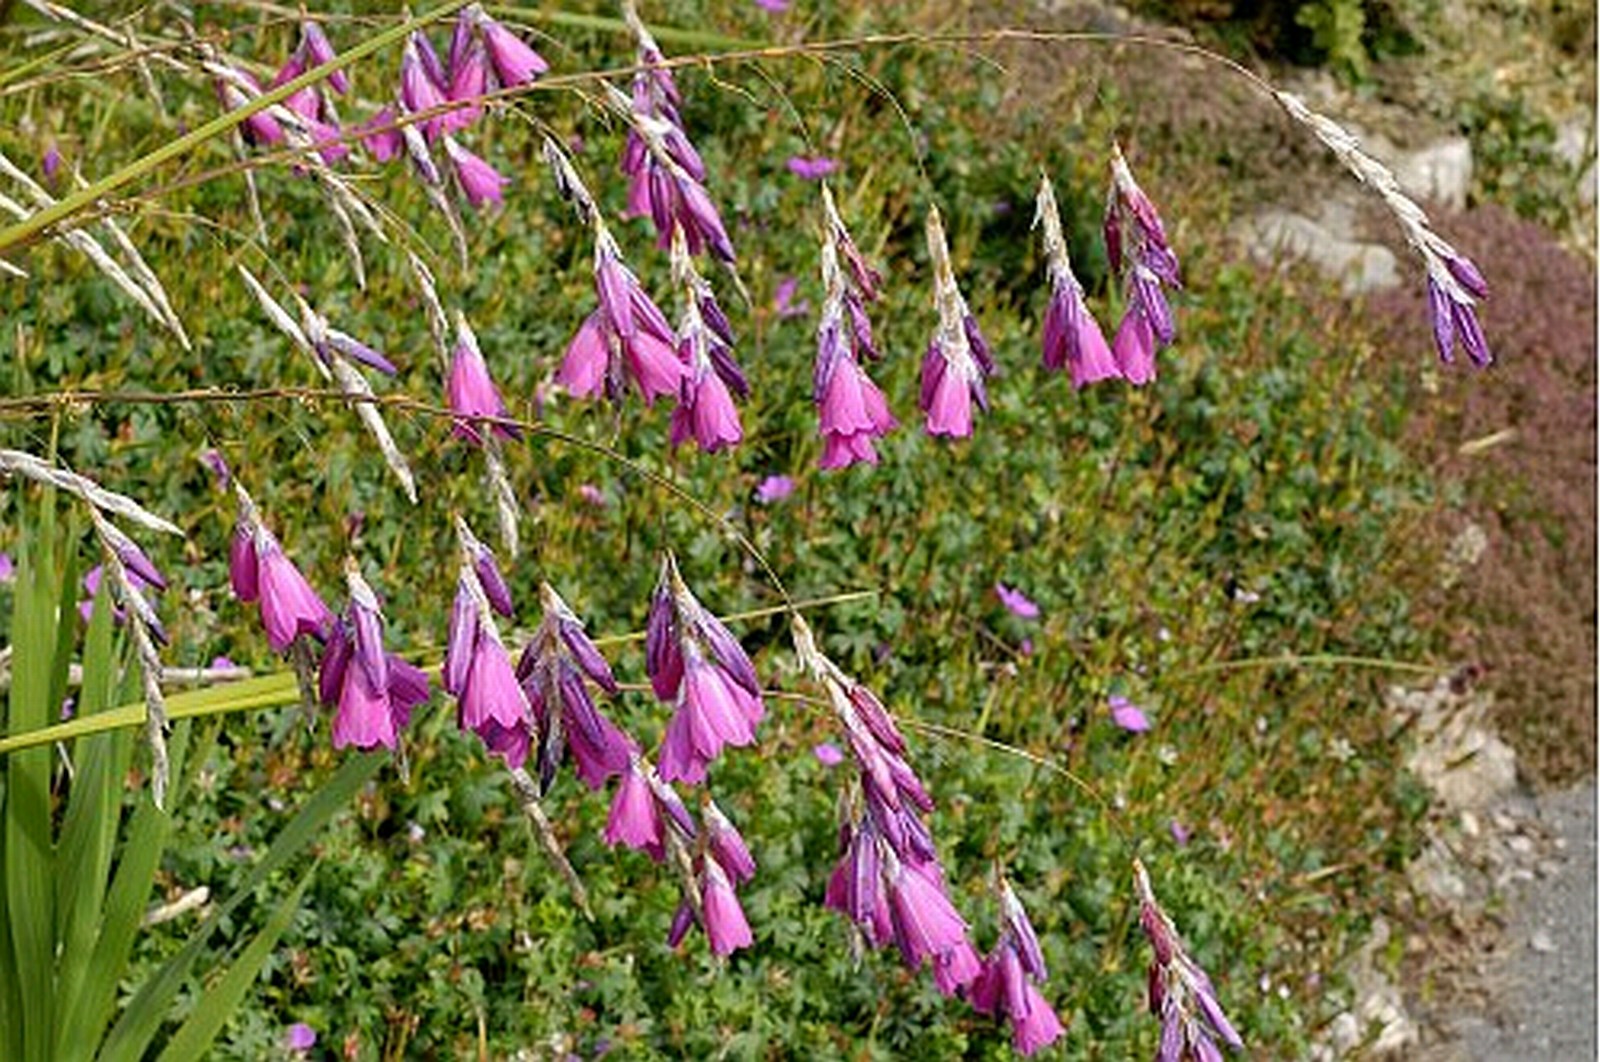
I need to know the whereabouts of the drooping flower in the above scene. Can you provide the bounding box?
[230,486,332,653]
[447,313,519,444]
[1136,858,1245,1059]
[320,558,430,750]
[1425,246,1493,366]
[444,136,508,208]
[886,853,970,971]
[699,858,755,955]
[445,518,533,756]
[703,798,757,884]
[557,229,683,407]
[1109,694,1151,733]
[478,11,550,87]
[296,19,347,93]
[401,33,448,140]
[511,582,633,791]
[1105,143,1182,384]
[995,582,1040,620]
[1036,172,1120,387]
[920,206,995,438]
[646,553,764,783]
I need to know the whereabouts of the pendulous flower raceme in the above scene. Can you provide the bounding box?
[921,205,996,439]
[319,558,431,752]
[792,615,979,996]
[1105,143,1182,385]
[444,517,534,762]
[970,878,1065,1056]
[1036,172,1120,389]
[814,185,896,469]
[669,228,747,452]
[512,582,634,794]
[1136,858,1245,1060]
[645,553,766,784]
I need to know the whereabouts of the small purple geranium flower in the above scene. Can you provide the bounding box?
[755,475,795,504]
[813,742,844,767]
[755,0,790,11]
[787,155,838,180]
[1109,694,1150,733]
[285,1022,317,1053]
[0,551,13,583]
[773,276,810,319]
[995,583,1040,620]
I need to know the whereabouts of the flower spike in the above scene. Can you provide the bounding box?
[1036,172,1120,388]
[815,186,896,469]
[645,553,765,783]
[920,206,995,438]
[1136,858,1244,1059]
[1105,143,1182,385]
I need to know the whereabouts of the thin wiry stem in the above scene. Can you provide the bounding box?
[0,23,1298,252]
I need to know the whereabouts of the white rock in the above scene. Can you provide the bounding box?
[1385,137,1475,211]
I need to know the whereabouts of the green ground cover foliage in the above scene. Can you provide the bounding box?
[1,1,1449,1056]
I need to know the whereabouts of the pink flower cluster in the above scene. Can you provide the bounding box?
[792,616,1064,1052]
[646,553,766,784]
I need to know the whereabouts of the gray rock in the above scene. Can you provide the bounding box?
[1390,138,1475,212]
[1235,209,1400,295]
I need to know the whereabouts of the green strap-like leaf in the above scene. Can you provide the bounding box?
[154,865,316,1062]
[5,523,60,1062]
[54,723,190,1062]
[96,752,383,1062]
[52,590,135,1061]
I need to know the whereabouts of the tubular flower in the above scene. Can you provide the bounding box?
[604,752,695,863]
[1105,143,1182,383]
[920,206,995,438]
[970,878,1064,1056]
[320,558,430,751]
[814,187,895,469]
[510,582,633,793]
[230,485,332,653]
[400,33,448,141]
[645,553,764,784]
[446,312,519,444]
[445,518,533,759]
[443,135,508,208]
[1036,172,1120,388]
[885,852,970,972]
[1136,859,1245,1060]
[557,229,683,407]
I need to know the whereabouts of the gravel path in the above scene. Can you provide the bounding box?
[1440,783,1597,1059]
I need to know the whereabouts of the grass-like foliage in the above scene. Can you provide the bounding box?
[0,1,1479,1056]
